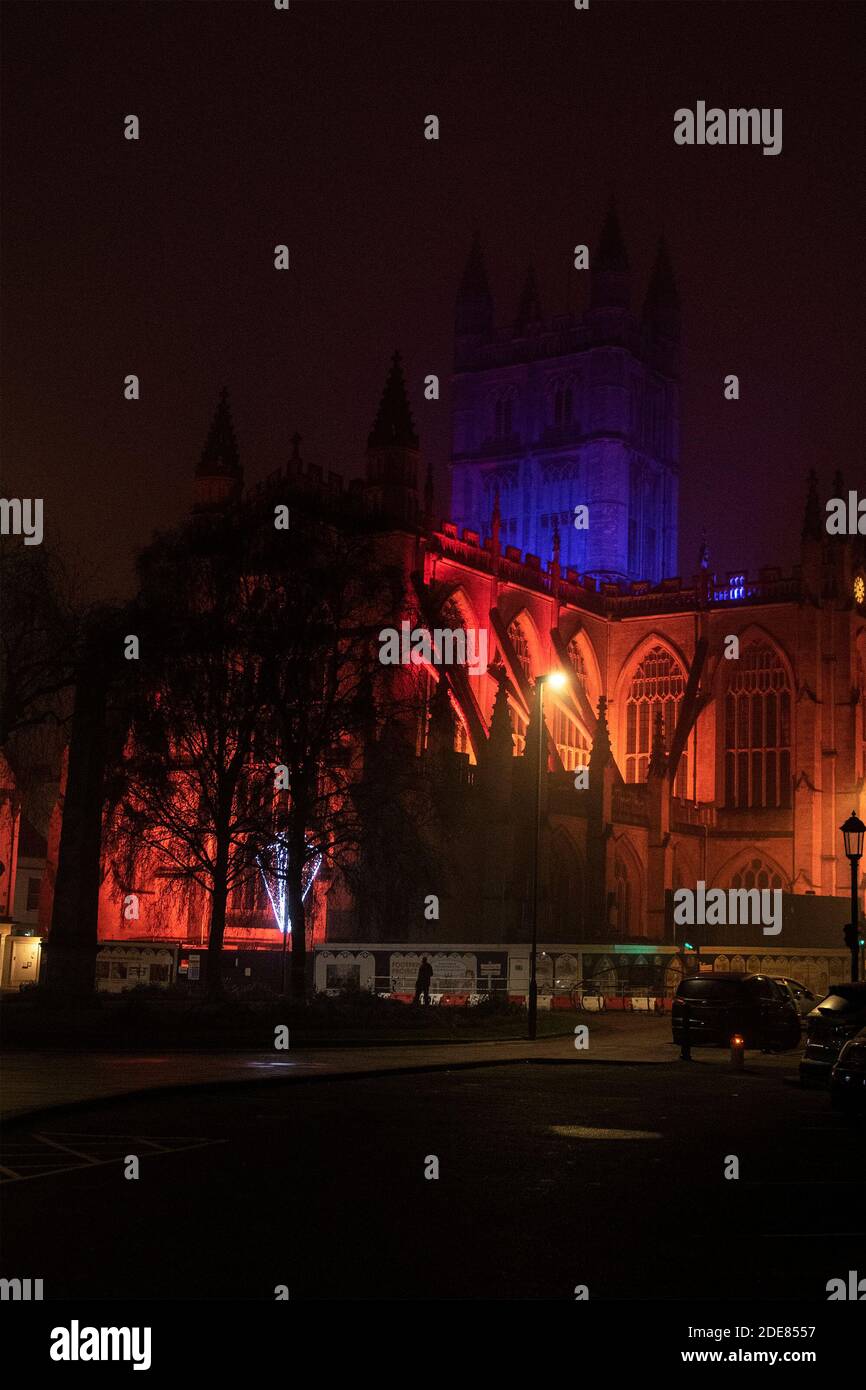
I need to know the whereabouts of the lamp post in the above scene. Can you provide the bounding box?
[528,669,568,1040]
[840,810,865,983]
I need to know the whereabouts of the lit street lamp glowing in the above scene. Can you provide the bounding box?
[528,667,570,1040]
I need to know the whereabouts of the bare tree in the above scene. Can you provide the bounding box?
[105,512,275,998]
[250,513,417,998]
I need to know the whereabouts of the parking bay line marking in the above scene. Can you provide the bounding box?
[0,1137,225,1184]
[30,1133,102,1163]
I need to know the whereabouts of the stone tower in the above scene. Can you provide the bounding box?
[193,388,243,512]
[449,204,680,583]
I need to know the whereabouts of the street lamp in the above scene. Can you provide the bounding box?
[840,810,865,983]
[528,668,569,1040]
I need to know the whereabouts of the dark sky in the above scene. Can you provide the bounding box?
[2,0,864,601]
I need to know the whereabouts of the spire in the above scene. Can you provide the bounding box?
[427,676,456,757]
[590,199,631,312]
[367,351,418,449]
[801,470,821,542]
[642,237,680,339]
[552,517,561,567]
[486,670,514,763]
[513,263,542,335]
[648,709,668,778]
[589,695,613,771]
[597,200,629,271]
[196,387,240,479]
[193,387,243,510]
[525,678,545,763]
[455,232,494,338]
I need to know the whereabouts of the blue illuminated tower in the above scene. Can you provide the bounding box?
[449,206,680,583]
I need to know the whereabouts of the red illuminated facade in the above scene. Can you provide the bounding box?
[35,224,866,994]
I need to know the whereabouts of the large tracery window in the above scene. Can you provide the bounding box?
[625,645,688,795]
[552,709,589,771]
[724,643,791,809]
[729,857,786,893]
[553,638,590,770]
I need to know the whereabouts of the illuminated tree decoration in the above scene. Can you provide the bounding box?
[256,837,322,934]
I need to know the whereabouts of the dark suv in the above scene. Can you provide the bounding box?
[672,973,801,1050]
[799,984,866,1087]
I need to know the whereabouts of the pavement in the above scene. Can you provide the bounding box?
[1,1053,857,1302]
[0,1015,804,1123]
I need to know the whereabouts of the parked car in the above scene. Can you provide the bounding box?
[829,1027,866,1115]
[773,976,818,1025]
[671,973,801,1050]
[800,984,866,1087]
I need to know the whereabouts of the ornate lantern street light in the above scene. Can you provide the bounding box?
[840,810,865,983]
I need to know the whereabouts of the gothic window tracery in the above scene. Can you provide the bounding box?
[729,857,786,892]
[724,642,792,809]
[553,709,589,771]
[552,639,590,770]
[625,645,688,795]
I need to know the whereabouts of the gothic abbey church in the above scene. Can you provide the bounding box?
[81,204,866,1000]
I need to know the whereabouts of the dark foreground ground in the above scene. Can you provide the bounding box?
[2,1057,863,1301]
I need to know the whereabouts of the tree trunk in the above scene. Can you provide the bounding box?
[286,867,307,1000]
[42,635,108,995]
[286,834,307,1001]
[206,836,230,999]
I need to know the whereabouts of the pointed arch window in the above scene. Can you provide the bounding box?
[553,638,590,770]
[614,854,635,937]
[729,857,786,893]
[494,392,515,440]
[625,645,688,795]
[552,709,589,771]
[724,643,792,809]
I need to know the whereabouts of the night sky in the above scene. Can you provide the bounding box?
[2,0,864,601]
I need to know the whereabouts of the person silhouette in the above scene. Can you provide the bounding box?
[414,956,433,1006]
